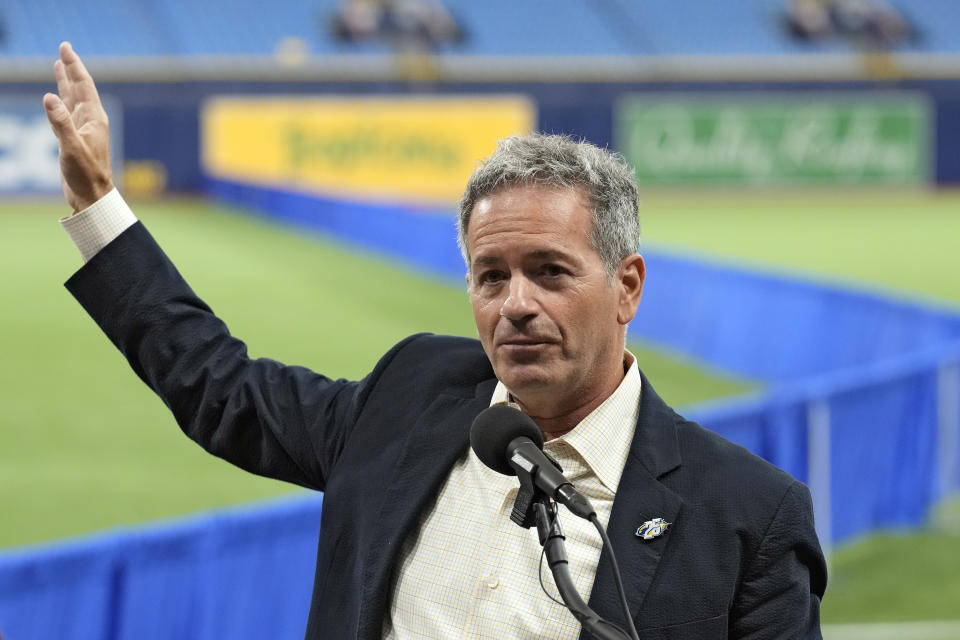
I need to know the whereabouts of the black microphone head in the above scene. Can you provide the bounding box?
[470,405,544,476]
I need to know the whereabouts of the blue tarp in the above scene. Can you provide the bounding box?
[0,496,321,640]
[638,253,960,381]
[686,341,960,544]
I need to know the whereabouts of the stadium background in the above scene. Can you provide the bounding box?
[1,1,960,638]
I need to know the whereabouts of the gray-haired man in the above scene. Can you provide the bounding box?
[47,41,825,640]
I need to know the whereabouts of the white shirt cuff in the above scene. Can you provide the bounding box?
[60,189,137,263]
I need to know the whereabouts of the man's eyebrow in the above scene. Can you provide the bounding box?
[473,250,577,268]
[527,249,575,262]
[473,249,574,267]
[472,255,502,268]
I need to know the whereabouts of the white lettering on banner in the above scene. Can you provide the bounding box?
[0,115,61,191]
[628,104,920,181]
[629,106,775,178]
[780,107,914,176]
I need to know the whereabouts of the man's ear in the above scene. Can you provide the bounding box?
[616,254,645,325]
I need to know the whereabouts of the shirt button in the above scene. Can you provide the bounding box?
[486,575,499,589]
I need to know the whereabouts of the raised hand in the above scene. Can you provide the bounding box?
[43,42,115,213]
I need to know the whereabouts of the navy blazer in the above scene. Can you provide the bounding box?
[67,223,826,640]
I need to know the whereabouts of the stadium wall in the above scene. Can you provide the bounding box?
[115,77,960,187]
[5,77,960,192]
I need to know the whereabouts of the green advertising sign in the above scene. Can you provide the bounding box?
[615,94,930,186]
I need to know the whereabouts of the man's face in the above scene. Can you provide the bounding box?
[466,184,643,414]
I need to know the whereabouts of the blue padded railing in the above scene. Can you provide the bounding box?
[0,495,322,640]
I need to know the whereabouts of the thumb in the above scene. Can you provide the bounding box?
[43,93,78,142]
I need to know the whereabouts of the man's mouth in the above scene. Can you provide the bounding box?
[499,334,555,344]
[498,338,556,351]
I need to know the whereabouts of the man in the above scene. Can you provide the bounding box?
[45,42,826,639]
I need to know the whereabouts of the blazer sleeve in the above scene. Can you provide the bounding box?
[65,222,409,492]
[729,481,828,639]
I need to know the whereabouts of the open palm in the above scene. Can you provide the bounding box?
[42,42,114,212]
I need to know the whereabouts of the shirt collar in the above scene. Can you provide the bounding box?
[489,351,641,493]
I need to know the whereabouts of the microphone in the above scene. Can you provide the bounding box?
[470,406,639,640]
[470,405,596,520]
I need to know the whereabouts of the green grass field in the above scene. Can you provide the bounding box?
[639,189,960,307]
[2,191,958,627]
[0,198,750,550]
[820,497,960,637]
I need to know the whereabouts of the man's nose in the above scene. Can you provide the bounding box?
[500,276,538,321]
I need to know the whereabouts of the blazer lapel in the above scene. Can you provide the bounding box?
[356,379,497,640]
[583,372,684,636]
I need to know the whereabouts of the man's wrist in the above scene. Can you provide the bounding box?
[71,180,116,215]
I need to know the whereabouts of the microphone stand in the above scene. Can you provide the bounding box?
[512,466,632,640]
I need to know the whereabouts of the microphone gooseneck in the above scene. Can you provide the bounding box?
[469,404,640,640]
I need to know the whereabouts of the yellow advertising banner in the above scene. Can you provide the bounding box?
[202,96,535,205]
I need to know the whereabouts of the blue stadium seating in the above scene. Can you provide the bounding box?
[1,0,169,56]
[0,0,956,58]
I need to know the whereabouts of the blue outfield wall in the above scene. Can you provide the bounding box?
[685,341,960,544]
[2,181,959,638]
[0,496,322,640]
[636,252,960,381]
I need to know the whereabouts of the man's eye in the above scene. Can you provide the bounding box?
[542,264,567,277]
[480,271,506,284]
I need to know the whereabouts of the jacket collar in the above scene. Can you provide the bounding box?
[582,371,684,637]
[629,370,683,481]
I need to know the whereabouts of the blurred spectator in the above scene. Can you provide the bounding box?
[785,0,916,49]
[830,0,915,48]
[330,0,465,51]
[785,0,833,41]
[332,0,383,41]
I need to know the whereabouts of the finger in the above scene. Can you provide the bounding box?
[53,59,75,111]
[72,100,109,132]
[59,42,100,103]
[43,93,79,144]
